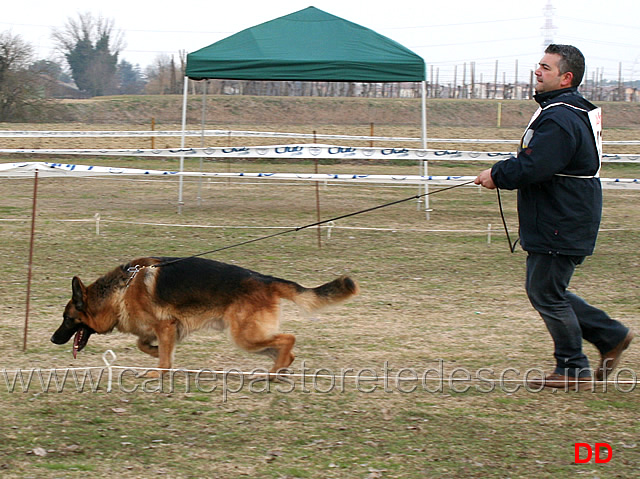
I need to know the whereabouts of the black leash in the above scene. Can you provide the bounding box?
[496,188,520,253]
[155,179,477,267]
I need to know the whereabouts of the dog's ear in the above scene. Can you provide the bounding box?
[71,276,87,312]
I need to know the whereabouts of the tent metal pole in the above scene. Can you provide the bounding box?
[421,80,427,150]
[198,80,208,207]
[421,79,430,220]
[178,77,189,214]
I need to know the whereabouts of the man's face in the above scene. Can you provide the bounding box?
[534,53,572,94]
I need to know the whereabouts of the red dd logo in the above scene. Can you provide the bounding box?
[574,443,613,463]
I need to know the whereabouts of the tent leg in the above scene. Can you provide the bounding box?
[421,79,430,220]
[178,77,189,214]
[198,80,208,207]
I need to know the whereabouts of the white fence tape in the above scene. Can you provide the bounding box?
[1,128,639,146]
[1,129,424,142]
[1,144,639,163]
[1,162,638,188]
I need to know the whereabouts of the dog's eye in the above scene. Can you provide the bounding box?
[64,315,80,325]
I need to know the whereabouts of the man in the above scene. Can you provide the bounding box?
[475,44,633,391]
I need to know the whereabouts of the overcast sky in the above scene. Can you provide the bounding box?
[3,0,639,83]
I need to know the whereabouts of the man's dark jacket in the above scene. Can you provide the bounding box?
[490,87,602,256]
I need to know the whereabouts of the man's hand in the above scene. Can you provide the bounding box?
[475,168,496,189]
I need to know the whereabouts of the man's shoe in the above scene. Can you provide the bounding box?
[597,330,634,381]
[527,372,594,392]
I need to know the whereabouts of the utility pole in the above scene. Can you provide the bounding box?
[494,60,499,99]
[541,0,556,48]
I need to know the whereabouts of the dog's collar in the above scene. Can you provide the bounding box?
[125,265,146,288]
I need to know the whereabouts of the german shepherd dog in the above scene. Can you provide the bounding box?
[51,257,358,377]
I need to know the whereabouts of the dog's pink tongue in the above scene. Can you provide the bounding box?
[73,331,80,359]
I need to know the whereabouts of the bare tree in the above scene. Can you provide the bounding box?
[0,32,40,120]
[145,54,185,94]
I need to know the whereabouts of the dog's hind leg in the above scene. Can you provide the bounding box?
[228,308,296,380]
[248,333,296,379]
[258,347,279,360]
[265,334,296,374]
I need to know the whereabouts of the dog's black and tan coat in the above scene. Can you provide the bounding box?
[51,257,358,377]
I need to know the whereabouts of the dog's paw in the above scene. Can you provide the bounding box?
[269,368,295,383]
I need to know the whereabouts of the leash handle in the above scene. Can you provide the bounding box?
[496,188,520,253]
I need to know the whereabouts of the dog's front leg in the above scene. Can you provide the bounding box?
[137,337,159,358]
[146,319,178,377]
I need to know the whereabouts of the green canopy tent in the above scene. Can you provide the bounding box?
[185,6,425,82]
[179,6,428,210]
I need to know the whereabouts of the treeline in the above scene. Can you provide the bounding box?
[189,77,640,102]
[0,18,187,121]
[190,80,421,98]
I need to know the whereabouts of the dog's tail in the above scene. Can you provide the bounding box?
[277,276,359,313]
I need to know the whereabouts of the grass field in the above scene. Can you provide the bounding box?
[0,150,638,478]
[1,93,639,477]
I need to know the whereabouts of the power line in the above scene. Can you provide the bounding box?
[0,20,235,36]
[384,16,539,30]
[412,36,540,50]
[556,15,640,31]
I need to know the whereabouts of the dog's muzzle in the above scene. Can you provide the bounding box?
[51,323,95,358]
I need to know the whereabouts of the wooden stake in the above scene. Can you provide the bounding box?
[24,170,39,351]
[313,130,322,249]
[151,117,155,149]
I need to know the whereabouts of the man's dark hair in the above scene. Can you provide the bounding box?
[545,44,585,87]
